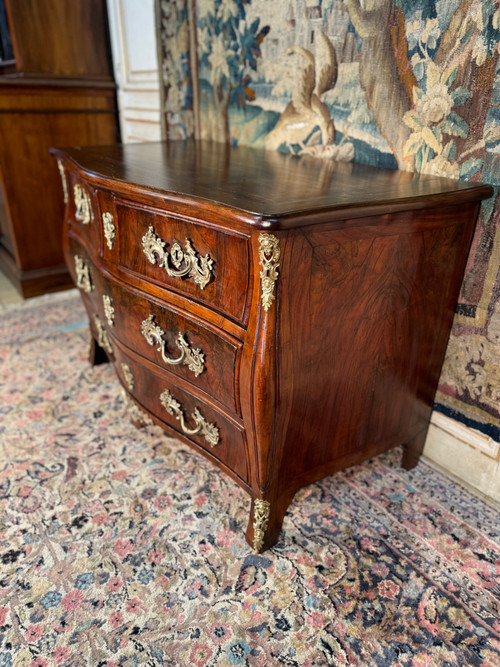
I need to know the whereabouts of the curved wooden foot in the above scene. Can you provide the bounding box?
[245,491,295,553]
[402,429,427,470]
[88,328,109,366]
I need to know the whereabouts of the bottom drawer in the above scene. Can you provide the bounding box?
[112,345,249,485]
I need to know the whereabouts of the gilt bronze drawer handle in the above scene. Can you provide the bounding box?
[93,314,113,355]
[103,212,116,250]
[74,255,92,293]
[73,184,91,224]
[140,314,205,377]
[102,294,115,327]
[160,389,219,447]
[121,363,135,391]
[141,225,214,289]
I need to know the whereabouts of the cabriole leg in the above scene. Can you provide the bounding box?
[245,491,295,553]
[88,327,109,366]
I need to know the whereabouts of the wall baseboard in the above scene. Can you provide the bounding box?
[423,411,500,504]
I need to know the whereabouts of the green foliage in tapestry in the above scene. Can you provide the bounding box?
[197,0,269,140]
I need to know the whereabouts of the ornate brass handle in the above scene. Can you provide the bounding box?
[102,294,115,327]
[74,255,92,293]
[73,184,91,224]
[140,314,205,377]
[121,363,135,391]
[141,225,214,289]
[160,389,219,447]
[102,212,115,250]
[93,314,113,355]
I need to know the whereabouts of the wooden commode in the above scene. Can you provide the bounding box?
[51,140,492,552]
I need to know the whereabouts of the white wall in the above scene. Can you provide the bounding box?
[106,0,162,143]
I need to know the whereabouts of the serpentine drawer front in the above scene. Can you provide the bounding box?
[67,237,242,415]
[115,199,250,324]
[51,140,492,552]
[110,345,249,486]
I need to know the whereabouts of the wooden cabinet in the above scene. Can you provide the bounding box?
[51,140,492,551]
[0,0,118,297]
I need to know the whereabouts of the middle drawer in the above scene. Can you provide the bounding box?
[91,270,243,416]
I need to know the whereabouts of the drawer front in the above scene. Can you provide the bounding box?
[112,347,249,484]
[114,199,251,324]
[94,276,242,415]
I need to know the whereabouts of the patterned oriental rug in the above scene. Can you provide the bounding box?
[0,292,499,667]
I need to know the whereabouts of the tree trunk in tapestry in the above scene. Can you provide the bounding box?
[346,1,414,166]
[213,80,231,143]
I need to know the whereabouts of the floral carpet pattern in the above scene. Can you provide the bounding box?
[0,291,499,666]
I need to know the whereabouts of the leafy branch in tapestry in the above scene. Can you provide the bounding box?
[403,8,500,178]
[347,0,500,176]
[198,0,269,142]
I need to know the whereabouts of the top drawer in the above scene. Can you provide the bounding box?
[112,199,251,325]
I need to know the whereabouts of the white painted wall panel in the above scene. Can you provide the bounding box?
[106,0,162,143]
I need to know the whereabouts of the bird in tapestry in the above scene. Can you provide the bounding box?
[266,30,338,154]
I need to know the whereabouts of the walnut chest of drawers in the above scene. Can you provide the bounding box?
[51,140,492,552]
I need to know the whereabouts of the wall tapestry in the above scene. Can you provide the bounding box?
[157,0,500,443]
